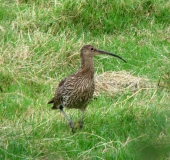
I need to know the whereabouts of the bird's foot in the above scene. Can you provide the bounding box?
[71,127,75,133]
[69,121,75,133]
[68,121,84,133]
[79,121,84,130]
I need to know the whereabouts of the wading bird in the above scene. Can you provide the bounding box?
[48,44,126,133]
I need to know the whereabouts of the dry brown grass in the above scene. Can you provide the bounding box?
[94,71,156,96]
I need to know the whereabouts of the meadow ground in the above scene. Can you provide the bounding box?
[0,0,170,159]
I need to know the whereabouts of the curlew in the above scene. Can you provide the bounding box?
[48,44,126,133]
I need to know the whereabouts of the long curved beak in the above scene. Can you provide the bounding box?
[97,49,127,63]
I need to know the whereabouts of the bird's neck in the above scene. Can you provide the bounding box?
[80,56,94,76]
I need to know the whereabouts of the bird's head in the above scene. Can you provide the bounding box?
[80,44,127,63]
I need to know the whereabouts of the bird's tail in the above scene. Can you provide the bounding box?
[48,98,54,104]
[48,98,58,110]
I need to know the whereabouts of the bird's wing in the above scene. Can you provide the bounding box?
[48,77,67,104]
[48,72,80,105]
[58,77,67,87]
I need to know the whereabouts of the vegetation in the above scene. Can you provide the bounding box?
[0,0,170,159]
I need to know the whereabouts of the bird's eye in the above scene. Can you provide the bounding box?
[91,48,94,51]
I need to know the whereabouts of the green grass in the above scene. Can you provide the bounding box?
[0,0,170,159]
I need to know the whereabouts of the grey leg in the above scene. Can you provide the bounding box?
[79,109,85,129]
[59,105,74,133]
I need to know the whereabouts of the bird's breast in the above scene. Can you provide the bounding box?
[76,77,94,91]
[62,76,95,108]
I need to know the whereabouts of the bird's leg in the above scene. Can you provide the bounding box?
[79,109,85,129]
[59,105,74,133]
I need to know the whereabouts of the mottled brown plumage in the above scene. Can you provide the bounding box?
[48,44,126,132]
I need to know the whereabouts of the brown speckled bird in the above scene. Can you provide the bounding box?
[48,44,126,133]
